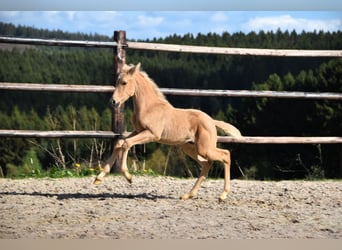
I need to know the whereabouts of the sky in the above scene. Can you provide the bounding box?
[0,11,341,40]
[1,0,341,11]
[0,0,341,40]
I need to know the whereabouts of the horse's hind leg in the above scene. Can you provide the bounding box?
[180,143,212,200]
[216,148,231,201]
[195,133,231,201]
[206,147,231,201]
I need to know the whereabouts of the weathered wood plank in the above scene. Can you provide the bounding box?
[0,36,117,48]
[0,130,119,138]
[217,136,342,144]
[127,41,342,57]
[1,36,341,57]
[0,82,114,92]
[1,83,341,100]
[0,130,341,144]
[160,88,342,100]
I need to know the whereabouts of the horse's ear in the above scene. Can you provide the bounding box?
[136,62,141,72]
[122,64,131,72]
[128,62,141,75]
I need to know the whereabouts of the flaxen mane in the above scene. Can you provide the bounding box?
[139,70,167,100]
[123,64,166,100]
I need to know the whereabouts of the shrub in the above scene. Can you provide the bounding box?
[5,149,43,178]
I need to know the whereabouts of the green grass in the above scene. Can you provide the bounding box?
[3,163,162,179]
[5,165,95,179]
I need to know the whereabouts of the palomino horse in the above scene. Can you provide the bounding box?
[94,63,242,201]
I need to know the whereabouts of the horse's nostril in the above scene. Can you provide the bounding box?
[114,102,121,108]
[109,99,120,108]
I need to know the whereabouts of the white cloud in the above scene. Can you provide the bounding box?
[246,15,341,32]
[137,15,164,27]
[210,12,228,23]
[65,11,76,21]
[0,11,20,18]
[90,11,120,23]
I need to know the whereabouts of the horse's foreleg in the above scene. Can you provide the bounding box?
[94,132,139,185]
[119,147,132,183]
[117,130,159,183]
[93,144,121,185]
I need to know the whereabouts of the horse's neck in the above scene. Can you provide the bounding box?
[133,75,168,113]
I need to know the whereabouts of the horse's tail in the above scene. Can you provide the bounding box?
[214,120,242,138]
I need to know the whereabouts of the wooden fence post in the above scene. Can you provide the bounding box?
[112,30,126,172]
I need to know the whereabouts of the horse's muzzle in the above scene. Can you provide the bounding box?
[110,98,121,108]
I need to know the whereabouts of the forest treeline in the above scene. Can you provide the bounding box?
[0,22,341,179]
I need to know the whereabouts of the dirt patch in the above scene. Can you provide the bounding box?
[0,176,341,239]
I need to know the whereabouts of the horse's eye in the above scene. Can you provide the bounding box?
[122,81,127,86]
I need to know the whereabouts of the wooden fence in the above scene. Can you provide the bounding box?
[1,82,342,100]
[0,31,342,144]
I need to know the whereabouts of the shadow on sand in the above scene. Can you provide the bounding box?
[0,191,175,201]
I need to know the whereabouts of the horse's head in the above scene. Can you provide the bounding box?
[112,63,141,108]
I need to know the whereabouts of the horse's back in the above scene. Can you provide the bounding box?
[175,108,217,138]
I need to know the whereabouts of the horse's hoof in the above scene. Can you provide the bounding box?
[219,192,228,202]
[180,193,193,200]
[93,178,102,185]
[124,173,133,184]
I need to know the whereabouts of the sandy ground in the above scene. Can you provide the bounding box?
[0,176,341,239]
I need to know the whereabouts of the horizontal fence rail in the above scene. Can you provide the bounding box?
[0,82,115,93]
[161,88,342,100]
[1,82,342,100]
[0,130,120,138]
[217,136,342,144]
[0,130,341,144]
[1,36,341,57]
[0,36,117,48]
[127,41,342,57]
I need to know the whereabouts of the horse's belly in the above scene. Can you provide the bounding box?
[160,128,195,145]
